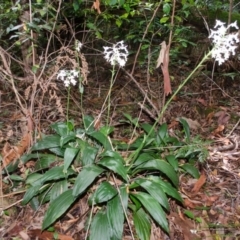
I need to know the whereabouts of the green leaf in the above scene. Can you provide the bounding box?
[26,173,43,186]
[51,122,74,136]
[83,115,95,131]
[132,192,169,233]
[89,210,111,240]
[60,134,76,147]
[99,157,127,181]
[49,180,68,202]
[163,3,171,15]
[158,123,168,140]
[22,185,42,205]
[119,186,129,211]
[181,163,200,178]
[149,176,182,202]
[34,166,75,186]
[9,174,24,181]
[35,154,58,170]
[63,147,79,172]
[79,140,98,166]
[160,16,169,23]
[89,182,117,204]
[107,195,124,239]
[42,189,76,230]
[133,153,155,167]
[179,118,190,142]
[31,135,60,151]
[166,155,178,171]
[123,113,139,127]
[73,165,105,197]
[134,159,179,187]
[133,208,151,240]
[135,178,169,211]
[87,130,112,150]
[184,210,195,220]
[141,123,154,137]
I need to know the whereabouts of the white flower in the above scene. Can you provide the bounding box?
[57,69,79,87]
[103,40,128,67]
[75,40,83,52]
[209,20,239,65]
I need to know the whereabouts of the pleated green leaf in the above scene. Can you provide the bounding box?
[42,189,76,230]
[149,176,183,202]
[99,157,127,181]
[134,159,179,187]
[181,163,200,178]
[133,208,151,240]
[89,181,117,204]
[63,147,79,172]
[31,135,60,151]
[89,210,111,240]
[135,178,169,210]
[132,192,169,233]
[73,165,104,197]
[107,195,124,240]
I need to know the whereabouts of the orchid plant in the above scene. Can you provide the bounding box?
[103,41,128,125]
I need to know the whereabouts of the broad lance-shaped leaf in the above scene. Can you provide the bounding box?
[132,192,169,233]
[89,182,117,204]
[63,147,79,172]
[134,159,179,187]
[133,208,151,240]
[87,130,112,150]
[89,210,112,240]
[31,135,60,151]
[135,178,169,211]
[181,163,200,179]
[73,165,105,197]
[107,195,124,240]
[42,189,76,230]
[79,140,98,166]
[99,157,127,182]
[22,185,42,205]
[33,166,75,186]
[149,176,182,202]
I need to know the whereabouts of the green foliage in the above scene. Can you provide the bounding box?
[20,113,209,239]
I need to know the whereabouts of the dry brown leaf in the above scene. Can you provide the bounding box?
[212,124,225,136]
[156,41,172,95]
[177,117,201,130]
[184,198,197,209]
[156,41,166,68]
[169,212,198,240]
[1,133,31,168]
[192,172,206,193]
[196,98,208,106]
[28,229,74,240]
[92,0,101,14]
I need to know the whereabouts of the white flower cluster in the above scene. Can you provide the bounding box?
[209,20,239,65]
[57,70,79,87]
[103,40,128,67]
[75,40,83,52]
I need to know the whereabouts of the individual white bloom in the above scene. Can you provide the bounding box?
[103,40,128,67]
[57,70,67,81]
[75,40,83,52]
[209,20,239,65]
[63,79,70,87]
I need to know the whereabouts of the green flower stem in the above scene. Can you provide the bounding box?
[128,51,212,164]
[66,86,70,132]
[107,64,116,126]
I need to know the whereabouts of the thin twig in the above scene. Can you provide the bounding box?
[131,1,163,75]
[123,69,159,115]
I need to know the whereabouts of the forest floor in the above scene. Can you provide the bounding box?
[0,57,240,239]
